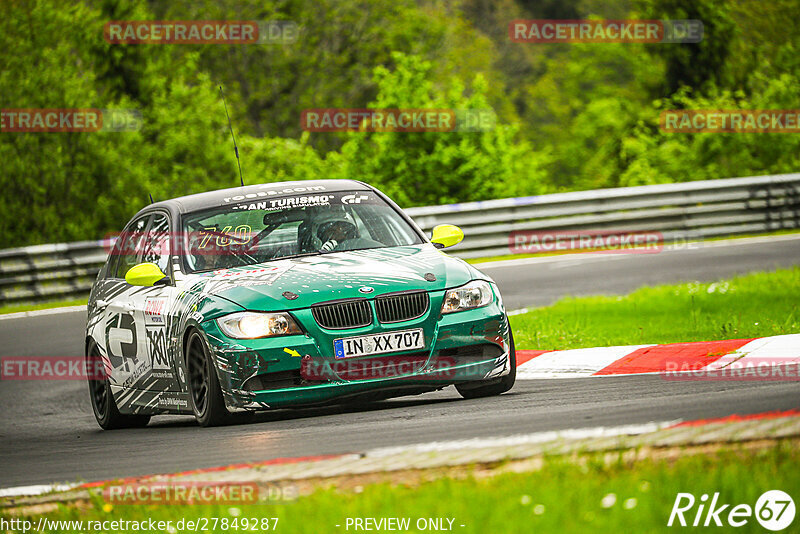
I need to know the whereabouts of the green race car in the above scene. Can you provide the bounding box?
[85,180,515,428]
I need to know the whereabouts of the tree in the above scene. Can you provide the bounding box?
[637,0,736,96]
[335,53,548,207]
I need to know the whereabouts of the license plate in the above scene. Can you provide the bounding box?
[333,328,424,359]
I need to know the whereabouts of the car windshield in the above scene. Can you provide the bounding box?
[181,190,423,272]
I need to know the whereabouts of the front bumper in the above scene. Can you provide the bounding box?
[203,299,511,410]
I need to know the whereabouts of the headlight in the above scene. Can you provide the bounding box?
[441,280,493,314]
[216,312,302,339]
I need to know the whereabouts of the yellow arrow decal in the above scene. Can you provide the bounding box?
[283,348,302,358]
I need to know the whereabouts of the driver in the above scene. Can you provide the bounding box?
[315,210,358,252]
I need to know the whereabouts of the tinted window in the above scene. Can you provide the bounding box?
[141,213,171,275]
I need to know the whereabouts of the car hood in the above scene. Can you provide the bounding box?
[189,244,482,310]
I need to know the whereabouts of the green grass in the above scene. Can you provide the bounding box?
[0,298,86,315]
[509,267,800,350]
[6,441,797,533]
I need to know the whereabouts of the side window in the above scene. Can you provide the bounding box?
[104,238,125,280]
[142,213,171,275]
[113,215,151,279]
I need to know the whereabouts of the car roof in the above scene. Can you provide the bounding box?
[145,179,371,215]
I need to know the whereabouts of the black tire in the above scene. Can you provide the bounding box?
[87,343,151,430]
[455,330,516,399]
[186,330,231,427]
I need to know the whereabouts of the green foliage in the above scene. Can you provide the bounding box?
[522,40,664,190]
[637,0,737,96]
[1,0,799,247]
[618,74,800,186]
[148,0,512,152]
[335,53,548,206]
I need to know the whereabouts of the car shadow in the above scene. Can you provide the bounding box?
[146,392,463,429]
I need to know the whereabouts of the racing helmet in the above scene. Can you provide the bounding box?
[312,207,358,248]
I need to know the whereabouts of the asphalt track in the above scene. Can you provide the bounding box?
[1,235,799,488]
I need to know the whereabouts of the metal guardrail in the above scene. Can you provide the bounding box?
[406,173,800,258]
[0,240,108,305]
[1,173,799,306]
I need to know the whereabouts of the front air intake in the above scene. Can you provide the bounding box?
[375,291,429,323]
[311,298,373,329]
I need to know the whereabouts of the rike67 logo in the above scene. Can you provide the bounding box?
[668,491,795,531]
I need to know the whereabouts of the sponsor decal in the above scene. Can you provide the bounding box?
[106,312,138,369]
[147,327,170,371]
[231,194,333,211]
[342,194,368,204]
[122,361,149,388]
[156,394,189,408]
[209,264,292,282]
[223,185,326,203]
[151,370,173,379]
[144,297,167,325]
[212,266,276,277]
[198,264,293,294]
[105,311,156,387]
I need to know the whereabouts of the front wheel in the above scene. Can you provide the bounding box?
[455,331,516,399]
[186,330,231,427]
[87,343,150,430]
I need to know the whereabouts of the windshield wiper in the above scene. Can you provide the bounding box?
[272,251,323,260]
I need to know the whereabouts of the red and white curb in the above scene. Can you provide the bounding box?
[515,334,800,379]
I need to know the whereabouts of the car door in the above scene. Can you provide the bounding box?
[97,213,151,390]
[135,212,182,394]
[111,211,183,398]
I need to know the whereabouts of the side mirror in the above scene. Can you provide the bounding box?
[125,262,168,287]
[430,224,464,249]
